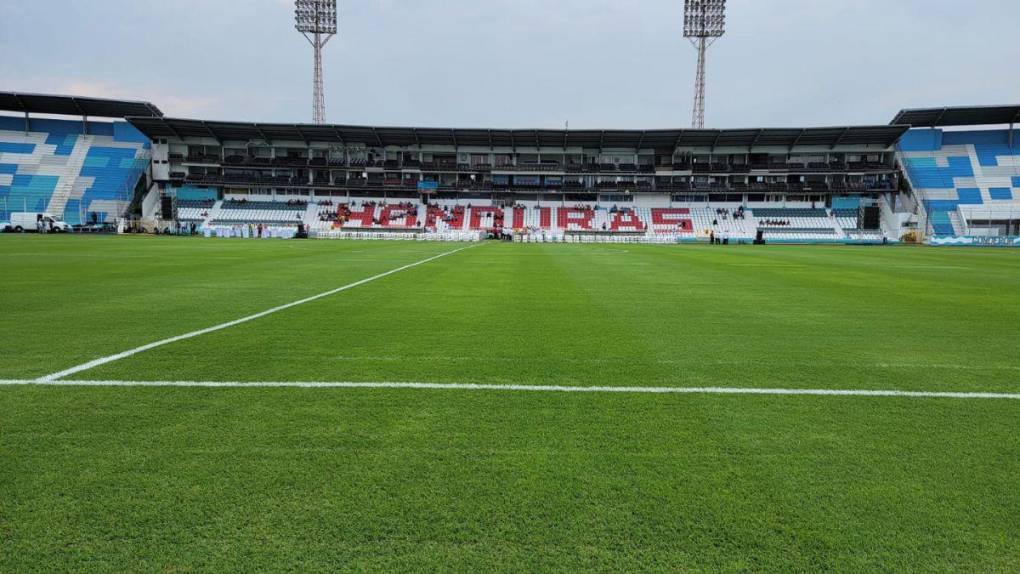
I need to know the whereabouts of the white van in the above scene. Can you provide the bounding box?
[8,212,72,233]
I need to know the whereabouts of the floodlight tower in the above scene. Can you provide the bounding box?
[295,0,338,124]
[683,0,726,128]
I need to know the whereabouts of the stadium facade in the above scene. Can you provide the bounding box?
[1,91,1019,244]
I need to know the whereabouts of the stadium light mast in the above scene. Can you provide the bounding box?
[683,0,726,129]
[295,0,338,125]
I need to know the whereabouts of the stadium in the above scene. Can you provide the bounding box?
[2,96,1019,245]
[2,1,1020,571]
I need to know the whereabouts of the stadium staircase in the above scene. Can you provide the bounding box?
[304,202,321,225]
[45,136,93,218]
[831,209,858,233]
[928,210,962,236]
[948,210,966,235]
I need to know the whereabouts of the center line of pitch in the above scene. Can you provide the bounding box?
[38,244,479,382]
[3,379,1020,400]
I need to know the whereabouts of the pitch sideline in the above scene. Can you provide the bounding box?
[38,243,480,382]
[3,379,1020,400]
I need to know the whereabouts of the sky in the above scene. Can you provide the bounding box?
[1,0,1018,129]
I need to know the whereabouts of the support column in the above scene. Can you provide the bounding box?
[691,37,707,129]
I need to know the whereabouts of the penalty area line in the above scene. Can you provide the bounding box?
[37,243,480,383]
[3,379,1020,400]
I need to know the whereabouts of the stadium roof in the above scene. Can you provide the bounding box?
[891,105,1020,128]
[0,91,163,119]
[127,117,908,149]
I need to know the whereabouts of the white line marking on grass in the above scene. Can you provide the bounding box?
[887,265,973,270]
[875,363,1020,372]
[725,264,805,268]
[326,356,1020,372]
[38,244,479,382]
[3,379,1020,400]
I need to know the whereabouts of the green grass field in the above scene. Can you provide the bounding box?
[2,235,1020,571]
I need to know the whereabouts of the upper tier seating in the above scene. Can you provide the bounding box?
[0,117,150,224]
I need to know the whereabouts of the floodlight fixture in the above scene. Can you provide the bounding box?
[683,0,726,128]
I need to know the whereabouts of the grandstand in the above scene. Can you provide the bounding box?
[894,105,1020,240]
[0,93,154,225]
[120,114,904,243]
[3,91,1020,246]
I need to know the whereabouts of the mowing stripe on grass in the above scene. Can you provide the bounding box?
[38,244,479,382]
[4,379,1020,400]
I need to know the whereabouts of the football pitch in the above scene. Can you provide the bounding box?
[2,236,1020,571]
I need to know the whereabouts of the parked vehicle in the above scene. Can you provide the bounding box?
[9,212,72,233]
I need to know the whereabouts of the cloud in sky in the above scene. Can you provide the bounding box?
[1,0,1018,128]
[60,81,220,116]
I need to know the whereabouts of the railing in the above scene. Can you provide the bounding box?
[955,207,1020,237]
[110,149,153,222]
[174,173,900,196]
[894,155,929,240]
[956,207,969,236]
[877,194,901,239]
[180,155,899,175]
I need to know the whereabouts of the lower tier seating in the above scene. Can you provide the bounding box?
[171,197,888,243]
[750,208,841,237]
[211,209,305,225]
[177,207,211,222]
[929,211,956,235]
